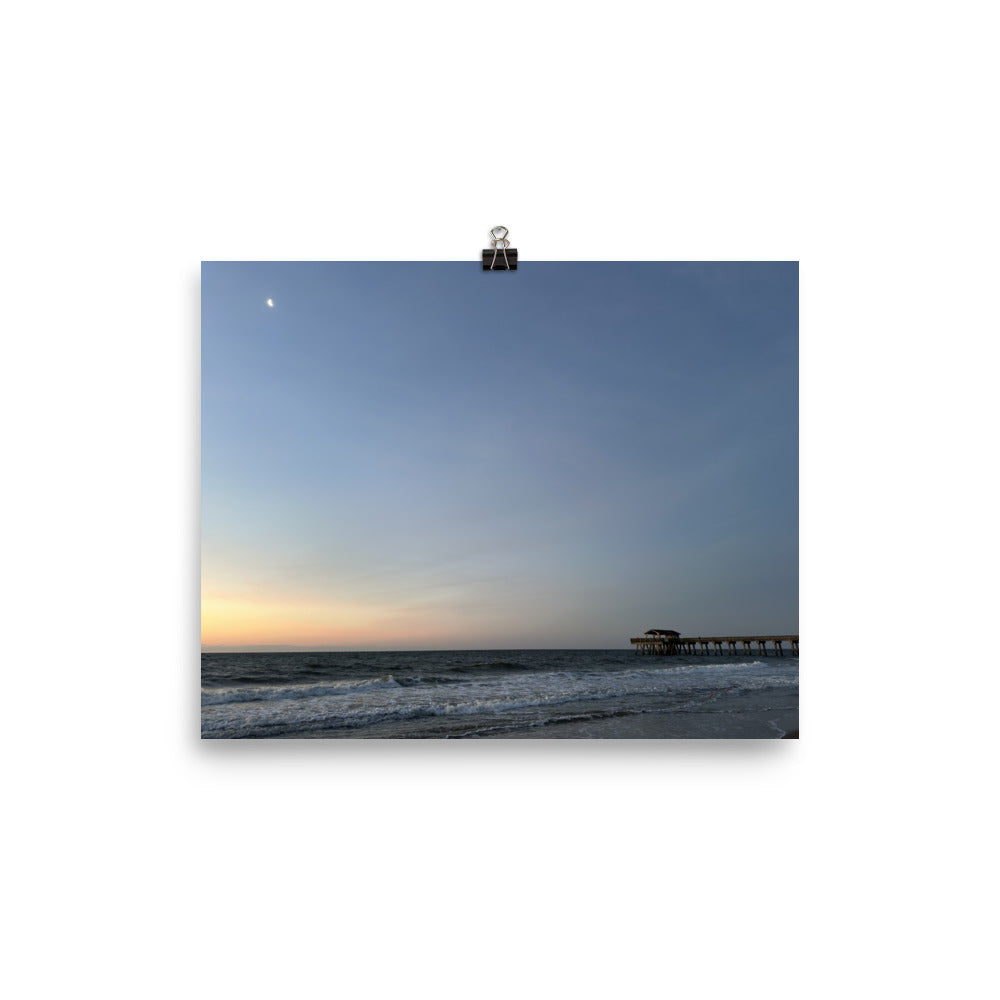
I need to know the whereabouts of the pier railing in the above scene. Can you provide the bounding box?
[630,635,799,656]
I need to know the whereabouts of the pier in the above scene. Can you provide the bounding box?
[630,630,798,656]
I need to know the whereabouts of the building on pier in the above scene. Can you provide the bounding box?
[637,628,681,654]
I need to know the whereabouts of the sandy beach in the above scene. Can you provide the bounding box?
[477,689,798,739]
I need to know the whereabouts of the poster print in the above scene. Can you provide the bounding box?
[201,262,798,738]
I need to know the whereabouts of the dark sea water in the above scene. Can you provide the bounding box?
[201,649,799,739]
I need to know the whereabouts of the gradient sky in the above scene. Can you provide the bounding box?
[201,261,797,650]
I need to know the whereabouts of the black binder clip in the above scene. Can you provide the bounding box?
[482,226,517,271]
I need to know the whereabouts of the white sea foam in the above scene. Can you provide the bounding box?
[767,718,788,738]
[200,676,400,706]
[201,659,797,738]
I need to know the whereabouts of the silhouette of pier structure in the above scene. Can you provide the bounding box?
[630,628,798,657]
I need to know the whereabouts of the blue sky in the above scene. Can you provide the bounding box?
[202,261,797,649]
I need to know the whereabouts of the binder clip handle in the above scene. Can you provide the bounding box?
[483,225,517,271]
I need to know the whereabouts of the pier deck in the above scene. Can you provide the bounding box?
[630,635,799,656]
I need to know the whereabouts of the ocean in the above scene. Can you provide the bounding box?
[201,649,799,739]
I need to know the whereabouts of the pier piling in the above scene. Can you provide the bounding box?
[630,633,799,657]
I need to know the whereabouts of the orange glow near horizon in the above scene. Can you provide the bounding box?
[201,591,459,649]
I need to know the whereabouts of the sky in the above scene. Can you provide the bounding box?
[201,261,798,650]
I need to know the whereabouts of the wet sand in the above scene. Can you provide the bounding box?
[478,690,798,739]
